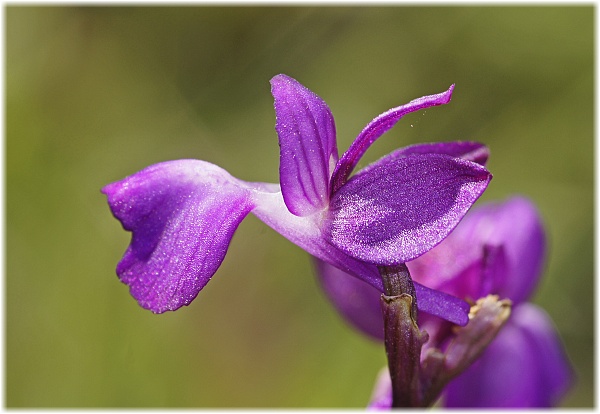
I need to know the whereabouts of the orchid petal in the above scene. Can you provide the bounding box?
[270,74,338,216]
[444,303,572,407]
[331,85,454,193]
[326,153,492,265]
[102,160,254,313]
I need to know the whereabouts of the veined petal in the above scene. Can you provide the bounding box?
[270,74,338,216]
[444,303,572,407]
[102,160,255,313]
[331,85,454,193]
[253,191,470,326]
[326,153,492,265]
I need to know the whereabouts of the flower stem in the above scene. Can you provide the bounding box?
[378,264,415,297]
[378,264,428,407]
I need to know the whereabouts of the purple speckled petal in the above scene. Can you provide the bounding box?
[102,160,255,313]
[326,153,492,265]
[444,303,573,408]
[331,85,454,193]
[270,74,338,216]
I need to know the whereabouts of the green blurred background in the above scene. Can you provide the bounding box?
[6,5,593,408]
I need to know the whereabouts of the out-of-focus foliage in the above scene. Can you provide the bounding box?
[6,6,593,407]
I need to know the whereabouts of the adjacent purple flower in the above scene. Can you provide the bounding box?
[102,74,491,325]
[317,196,573,407]
[443,302,572,407]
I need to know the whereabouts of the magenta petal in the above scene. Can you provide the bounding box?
[444,303,573,408]
[270,74,338,216]
[326,153,492,265]
[331,85,454,193]
[102,160,254,313]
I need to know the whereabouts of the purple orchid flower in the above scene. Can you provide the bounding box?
[102,74,491,325]
[317,196,573,408]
